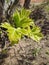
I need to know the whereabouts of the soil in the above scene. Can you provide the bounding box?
[0,2,49,65]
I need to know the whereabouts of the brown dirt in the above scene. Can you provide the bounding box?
[0,36,49,65]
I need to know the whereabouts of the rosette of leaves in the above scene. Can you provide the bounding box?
[1,8,43,44]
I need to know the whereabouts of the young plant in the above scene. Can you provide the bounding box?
[1,8,43,44]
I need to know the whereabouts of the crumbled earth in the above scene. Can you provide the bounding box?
[0,3,49,65]
[0,36,49,65]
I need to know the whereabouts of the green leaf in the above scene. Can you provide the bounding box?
[20,18,33,28]
[13,8,33,28]
[20,8,31,18]
[1,22,13,29]
[1,22,22,43]
[7,28,21,43]
[13,10,20,27]
[30,33,43,42]
[29,26,43,42]
[32,26,41,33]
